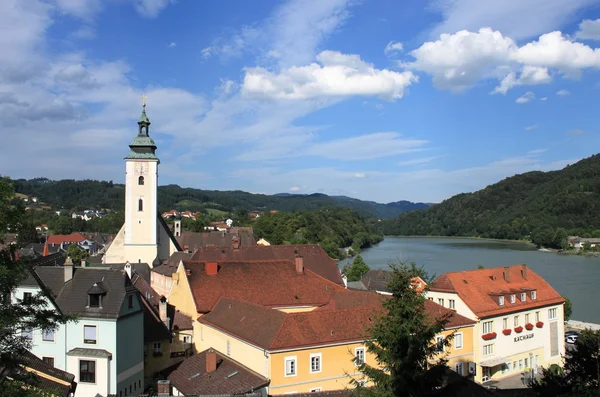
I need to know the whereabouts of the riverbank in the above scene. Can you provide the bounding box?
[386,235,536,247]
[536,247,600,258]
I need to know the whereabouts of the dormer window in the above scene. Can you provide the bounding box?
[510,294,516,303]
[521,292,527,302]
[89,294,101,308]
[531,290,536,300]
[498,296,505,306]
[87,282,107,309]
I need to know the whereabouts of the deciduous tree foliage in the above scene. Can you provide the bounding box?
[382,154,600,248]
[0,177,75,395]
[352,264,453,397]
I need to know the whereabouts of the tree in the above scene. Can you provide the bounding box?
[352,263,453,397]
[0,177,75,395]
[342,255,370,282]
[563,295,573,322]
[532,329,600,396]
[66,244,89,266]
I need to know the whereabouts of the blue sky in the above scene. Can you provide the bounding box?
[2,0,600,203]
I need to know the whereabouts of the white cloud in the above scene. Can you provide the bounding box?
[576,18,600,40]
[397,156,440,166]
[541,97,548,101]
[55,0,102,20]
[353,172,367,178]
[242,50,417,101]
[384,41,403,55]
[168,42,176,48]
[289,186,301,192]
[407,27,600,93]
[527,148,547,155]
[524,124,539,131]
[429,0,596,41]
[516,91,535,103]
[556,89,570,96]
[132,0,174,18]
[70,25,96,39]
[567,128,585,136]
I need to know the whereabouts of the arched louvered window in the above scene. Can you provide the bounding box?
[138,176,144,185]
[138,199,143,212]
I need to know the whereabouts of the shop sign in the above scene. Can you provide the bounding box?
[514,333,534,342]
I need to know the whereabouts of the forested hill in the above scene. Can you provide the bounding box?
[9,178,429,219]
[382,154,600,247]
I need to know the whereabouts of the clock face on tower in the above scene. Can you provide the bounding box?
[134,162,149,175]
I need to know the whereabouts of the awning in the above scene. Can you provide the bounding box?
[479,356,507,367]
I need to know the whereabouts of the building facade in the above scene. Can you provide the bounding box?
[426,264,565,383]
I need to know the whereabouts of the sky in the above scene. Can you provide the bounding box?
[2,0,600,204]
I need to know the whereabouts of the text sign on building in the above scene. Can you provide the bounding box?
[514,333,534,342]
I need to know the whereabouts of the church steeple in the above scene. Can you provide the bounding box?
[125,95,159,162]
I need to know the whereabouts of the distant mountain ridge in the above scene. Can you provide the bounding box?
[382,154,600,243]
[10,178,430,219]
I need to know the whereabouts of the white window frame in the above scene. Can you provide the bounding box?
[482,321,493,334]
[502,317,508,329]
[284,356,297,377]
[449,299,455,309]
[549,308,557,320]
[310,353,322,373]
[514,316,519,327]
[510,294,516,303]
[483,344,494,356]
[435,335,445,352]
[498,296,504,306]
[454,362,464,376]
[83,325,97,344]
[438,298,444,306]
[531,290,537,300]
[521,292,527,302]
[525,313,530,323]
[535,311,540,322]
[42,328,55,342]
[454,332,463,349]
[354,347,365,366]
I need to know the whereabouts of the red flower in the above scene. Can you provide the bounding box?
[536,321,544,328]
[502,329,512,336]
[515,326,524,333]
[482,332,497,340]
[525,323,534,331]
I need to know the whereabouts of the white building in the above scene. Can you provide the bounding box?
[15,260,145,396]
[425,264,565,384]
[104,103,180,266]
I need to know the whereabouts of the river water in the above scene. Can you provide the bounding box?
[339,237,600,324]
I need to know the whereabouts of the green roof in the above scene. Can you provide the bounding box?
[125,151,160,162]
[138,110,150,124]
[129,135,157,148]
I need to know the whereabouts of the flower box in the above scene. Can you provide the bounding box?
[525,323,534,331]
[536,321,544,328]
[502,329,512,336]
[514,326,523,333]
[482,332,497,341]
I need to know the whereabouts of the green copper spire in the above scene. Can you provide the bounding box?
[125,96,159,162]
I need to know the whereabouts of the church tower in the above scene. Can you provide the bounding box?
[104,98,180,266]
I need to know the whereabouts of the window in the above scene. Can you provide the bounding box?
[80,360,96,383]
[42,357,54,367]
[531,290,537,300]
[454,333,463,349]
[535,311,540,322]
[483,344,494,356]
[521,292,527,302]
[482,321,493,334]
[138,199,143,212]
[438,298,444,306]
[449,299,455,309]
[519,359,523,370]
[285,357,297,376]
[227,340,231,356]
[355,347,365,366]
[524,358,528,368]
[310,353,322,373]
[23,292,32,304]
[42,328,55,342]
[22,328,33,340]
[153,342,162,353]
[455,363,464,375]
[310,388,322,392]
[510,294,516,303]
[128,295,133,309]
[513,361,517,370]
[138,176,144,185]
[514,316,519,327]
[506,362,511,371]
[428,297,433,301]
[84,325,97,344]
[549,308,557,320]
[503,318,508,329]
[89,294,101,308]
[435,335,444,352]
[525,313,530,323]
[183,335,192,344]
[498,296,504,306]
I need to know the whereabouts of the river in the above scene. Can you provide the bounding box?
[340,237,600,324]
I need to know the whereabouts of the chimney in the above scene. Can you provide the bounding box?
[521,264,528,280]
[42,242,49,257]
[232,236,240,250]
[64,256,73,283]
[503,266,510,283]
[205,262,218,276]
[184,244,190,253]
[124,262,132,279]
[157,379,171,397]
[295,256,304,274]
[206,349,217,373]
[81,260,86,268]
[159,296,168,324]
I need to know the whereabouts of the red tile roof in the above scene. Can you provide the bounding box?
[429,264,565,319]
[176,230,256,252]
[167,348,269,395]
[190,244,343,285]
[184,260,343,313]
[47,233,87,245]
